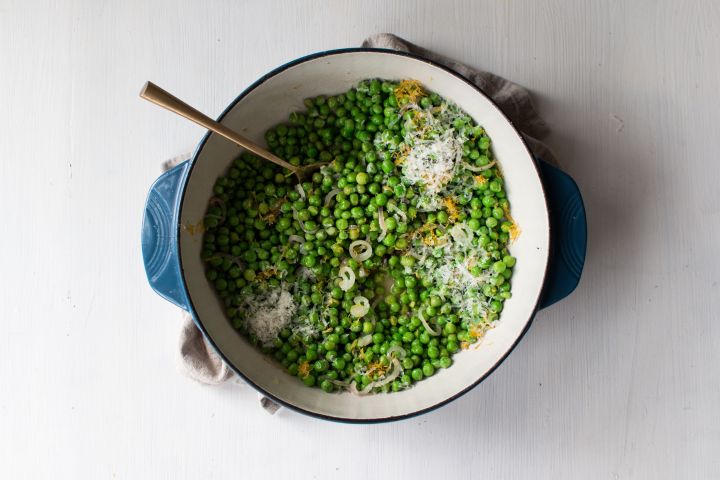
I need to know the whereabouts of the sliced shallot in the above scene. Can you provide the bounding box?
[338,266,356,291]
[295,183,306,200]
[288,234,305,245]
[292,207,317,233]
[349,358,403,395]
[357,334,373,347]
[350,296,370,318]
[324,188,340,206]
[377,207,388,242]
[349,240,372,262]
[387,202,407,222]
[462,160,496,172]
[385,345,407,359]
[418,310,441,336]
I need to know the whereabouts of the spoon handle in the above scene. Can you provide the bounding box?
[140,82,297,173]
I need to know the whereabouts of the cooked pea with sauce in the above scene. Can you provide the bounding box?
[201,79,518,394]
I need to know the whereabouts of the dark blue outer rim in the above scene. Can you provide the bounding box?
[177,47,551,424]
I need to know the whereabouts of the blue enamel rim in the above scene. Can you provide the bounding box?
[177,48,552,423]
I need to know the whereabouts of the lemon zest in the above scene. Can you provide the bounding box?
[256,267,278,281]
[394,79,424,104]
[260,197,286,225]
[366,361,389,378]
[394,144,411,166]
[443,196,460,223]
[298,361,311,377]
[181,220,205,236]
[503,205,522,243]
[468,322,486,340]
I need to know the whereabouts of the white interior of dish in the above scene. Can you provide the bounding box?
[179,51,549,420]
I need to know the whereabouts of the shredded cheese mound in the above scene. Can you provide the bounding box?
[392,101,476,212]
[242,289,297,347]
[292,320,321,340]
[402,130,463,194]
[405,220,494,322]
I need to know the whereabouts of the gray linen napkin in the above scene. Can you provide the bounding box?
[166,33,557,411]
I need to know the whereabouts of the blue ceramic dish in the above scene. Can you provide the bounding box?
[142,49,586,422]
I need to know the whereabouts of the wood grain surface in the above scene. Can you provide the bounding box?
[1,0,718,478]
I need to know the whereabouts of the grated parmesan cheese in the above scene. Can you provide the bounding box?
[405,220,493,320]
[243,289,297,347]
[402,130,463,193]
[394,102,473,208]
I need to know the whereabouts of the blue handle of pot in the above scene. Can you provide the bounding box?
[141,161,192,311]
[537,159,587,309]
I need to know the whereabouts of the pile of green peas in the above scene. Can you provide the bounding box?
[201,79,516,394]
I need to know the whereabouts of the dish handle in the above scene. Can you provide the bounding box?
[141,161,192,311]
[537,160,587,309]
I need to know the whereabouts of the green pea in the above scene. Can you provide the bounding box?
[302,255,317,268]
[490,300,503,313]
[314,359,329,372]
[401,357,414,370]
[492,261,506,274]
[400,255,416,268]
[381,232,396,247]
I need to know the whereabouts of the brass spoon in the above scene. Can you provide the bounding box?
[140,81,326,182]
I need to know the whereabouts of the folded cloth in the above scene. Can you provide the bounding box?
[162,152,234,388]
[166,33,557,412]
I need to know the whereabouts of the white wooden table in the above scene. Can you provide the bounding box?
[2,1,719,478]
